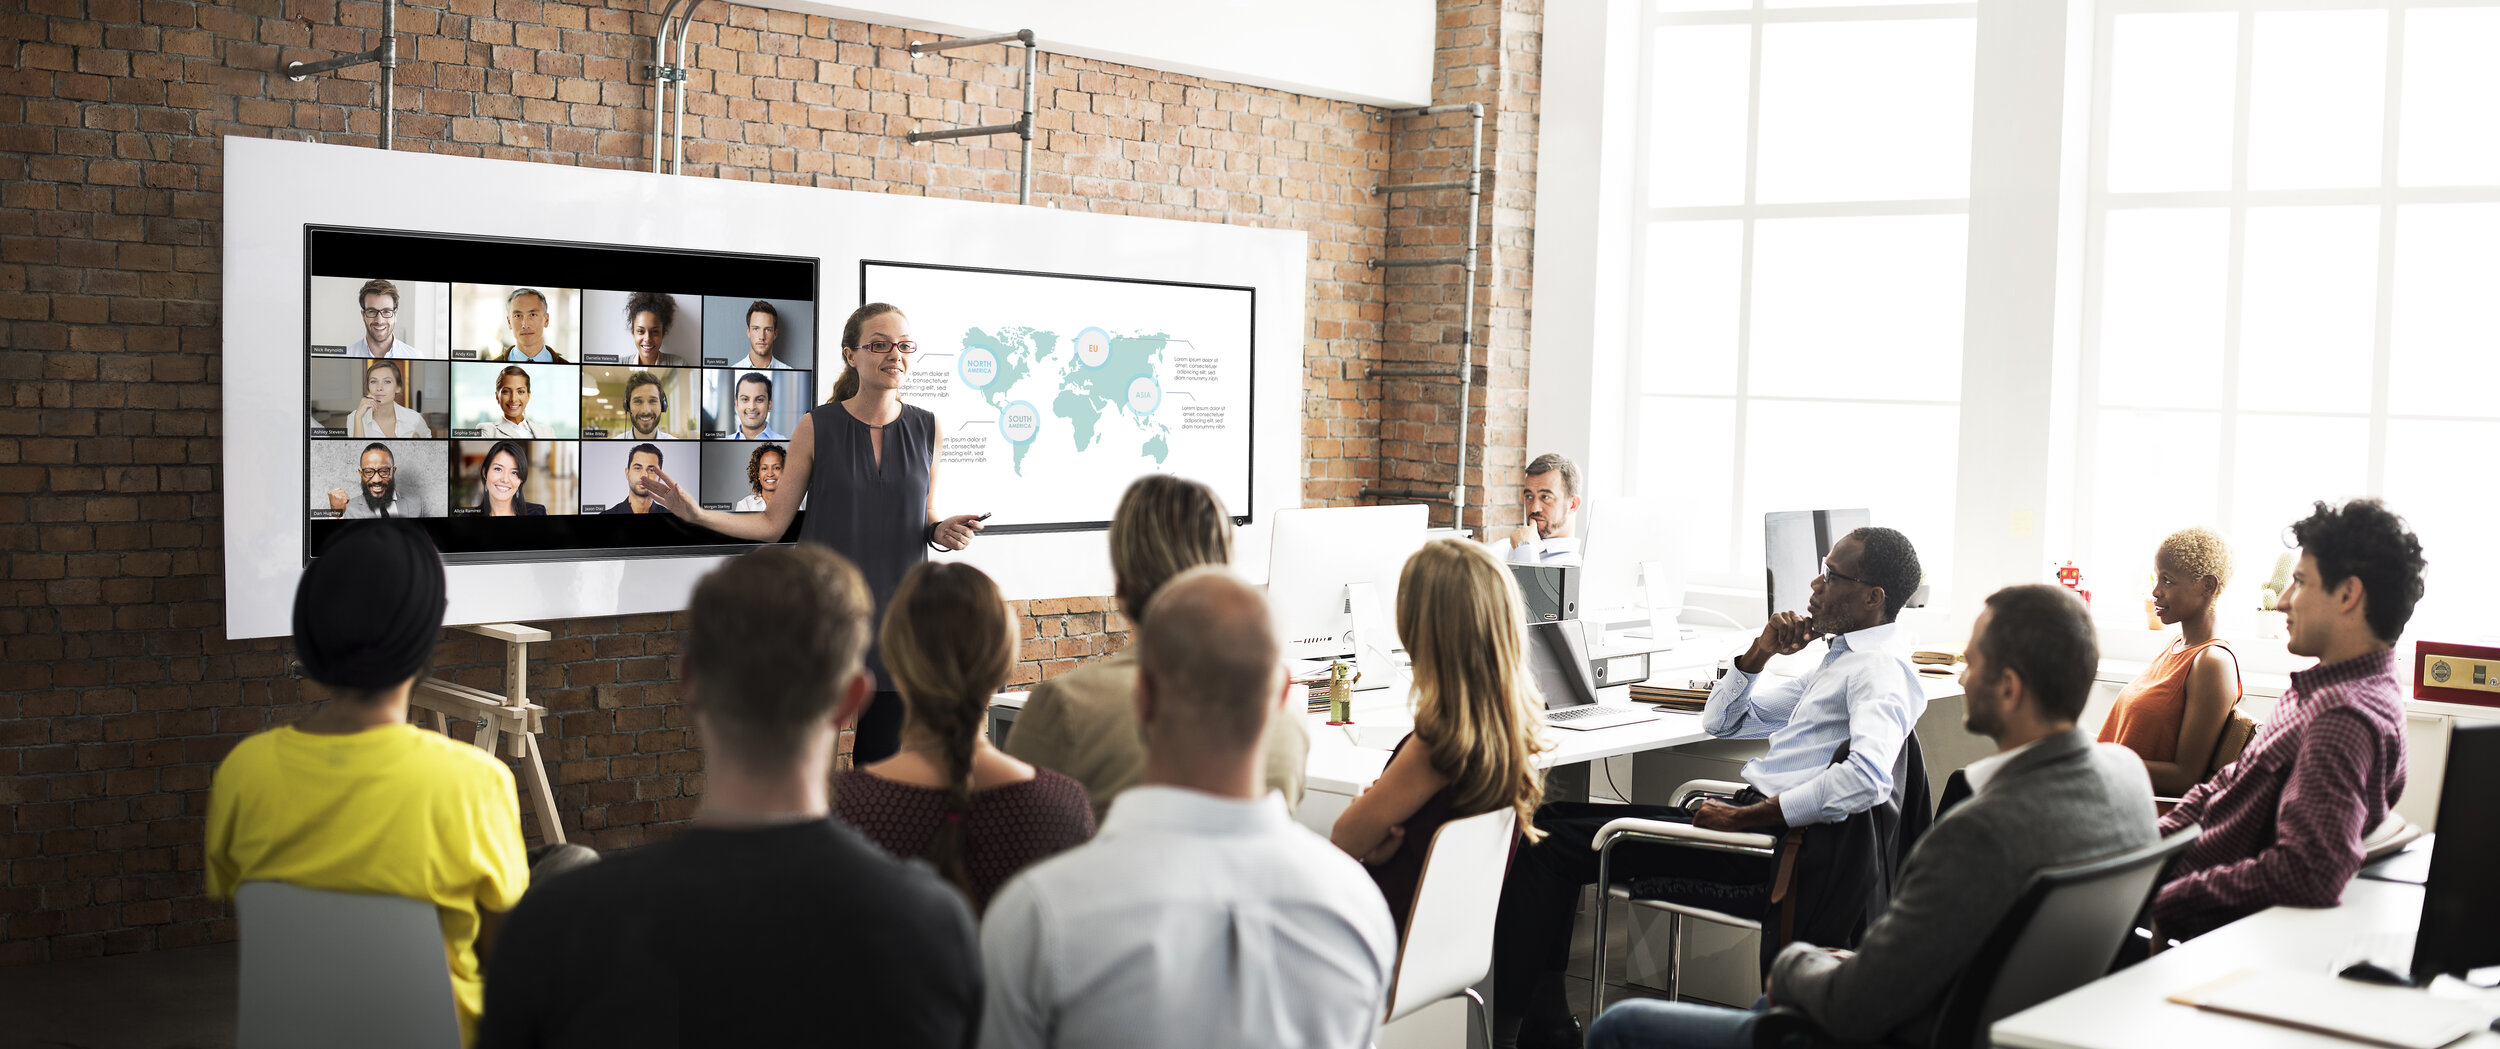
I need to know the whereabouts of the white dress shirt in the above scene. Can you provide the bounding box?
[979,786,1397,1049]
[1700,621,1927,827]
[348,402,431,439]
[480,417,544,439]
[348,336,428,359]
[1958,735,2049,795]
[732,494,766,512]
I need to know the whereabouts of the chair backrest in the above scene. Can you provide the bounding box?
[237,882,463,1049]
[1383,807,1518,1024]
[1928,825,2203,1049]
[2203,710,2259,782]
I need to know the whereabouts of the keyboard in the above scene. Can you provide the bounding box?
[1545,705,1613,722]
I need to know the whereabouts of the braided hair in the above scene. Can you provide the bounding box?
[877,560,1019,908]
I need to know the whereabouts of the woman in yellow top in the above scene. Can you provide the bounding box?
[1329,538,1551,936]
[2098,526,2243,795]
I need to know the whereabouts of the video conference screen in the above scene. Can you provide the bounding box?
[302,227,816,562]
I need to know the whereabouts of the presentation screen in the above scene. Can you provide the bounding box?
[857,261,1255,533]
[302,226,816,562]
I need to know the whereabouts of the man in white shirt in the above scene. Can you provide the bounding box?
[1495,453,1584,566]
[1491,527,1928,1048]
[347,279,424,359]
[480,366,546,439]
[729,373,784,441]
[743,301,794,370]
[980,567,1396,1049]
[490,288,568,364]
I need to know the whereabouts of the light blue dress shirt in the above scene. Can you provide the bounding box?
[1700,621,1927,827]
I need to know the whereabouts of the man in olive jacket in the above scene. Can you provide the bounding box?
[1585,584,2158,1049]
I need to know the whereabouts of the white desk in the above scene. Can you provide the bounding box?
[1990,877,2500,1049]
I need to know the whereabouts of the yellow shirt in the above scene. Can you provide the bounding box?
[206,724,529,1046]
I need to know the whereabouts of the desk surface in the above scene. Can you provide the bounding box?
[1990,877,2500,1049]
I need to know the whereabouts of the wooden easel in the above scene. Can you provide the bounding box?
[411,623,565,845]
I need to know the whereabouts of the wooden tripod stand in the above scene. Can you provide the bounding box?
[411,623,566,845]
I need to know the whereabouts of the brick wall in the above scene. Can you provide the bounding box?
[0,0,1538,963]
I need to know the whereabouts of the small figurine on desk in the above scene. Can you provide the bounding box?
[2055,560,2092,606]
[1326,659,1357,725]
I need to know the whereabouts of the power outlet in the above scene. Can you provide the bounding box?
[2424,654,2500,695]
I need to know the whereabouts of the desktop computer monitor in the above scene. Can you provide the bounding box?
[1764,508,1871,620]
[1525,619,1597,712]
[2411,722,2500,983]
[1265,503,1431,663]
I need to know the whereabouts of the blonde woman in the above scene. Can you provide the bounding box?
[2099,526,2242,795]
[1330,538,1550,936]
[347,358,430,438]
[834,562,1093,912]
[1006,474,1309,820]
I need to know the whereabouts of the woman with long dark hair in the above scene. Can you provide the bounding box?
[643,302,988,763]
[474,441,545,516]
[834,562,1092,911]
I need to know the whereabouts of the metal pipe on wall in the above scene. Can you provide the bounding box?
[1364,102,1485,529]
[281,0,401,151]
[904,29,1040,205]
[671,6,701,173]
[649,0,694,174]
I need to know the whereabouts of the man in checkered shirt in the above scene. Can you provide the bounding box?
[2154,499,2425,941]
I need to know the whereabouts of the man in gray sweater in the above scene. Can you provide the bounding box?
[1587,584,2157,1049]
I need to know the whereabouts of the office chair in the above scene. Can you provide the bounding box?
[1379,807,1519,1049]
[236,881,463,1049]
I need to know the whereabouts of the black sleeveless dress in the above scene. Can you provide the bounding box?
[799,400,935,760]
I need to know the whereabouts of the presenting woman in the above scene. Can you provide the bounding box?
[348,359,431,438]
[2099,526,2242,795]
[645,302,986,763]
[474,441,546,517]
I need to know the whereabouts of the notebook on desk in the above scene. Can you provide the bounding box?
[2165,969,2490,1049]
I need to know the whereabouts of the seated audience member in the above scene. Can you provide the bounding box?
[980,568,1397,1049]
[2100,527,2242,795]
[1331,538,1548,936]
[2154,499,2421,941]
[600,444,673,515]
[1498,452,1585,566]
[732,444,782,512]
[1005,474,1308,821]
[208,523,587,1046]
[1494,527,1926,1048]
[1586,585,2157,1049]
[837,562,1094,911]
[480,546,982,1048]
[349,358,432,439]
[625,291,688,368]
[475,441,546,517]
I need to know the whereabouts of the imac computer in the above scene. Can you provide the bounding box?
[2410,722,2500,985]
[1265,503,1431,665]
[1764,508,1871,619]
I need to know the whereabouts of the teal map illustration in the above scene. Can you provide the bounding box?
[959,325,1172,474]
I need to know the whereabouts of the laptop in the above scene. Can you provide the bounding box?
[1527,620,1656,731]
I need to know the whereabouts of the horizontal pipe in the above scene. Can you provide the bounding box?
[910,29,1033,54]
[1375,180,1472,194]
[285,46,386,81]
[1364,487,1457,503]
[1366,368,1466,379]
[1379,102,1483,118]
[907,119,1024,143]
[1368,257,1464,269]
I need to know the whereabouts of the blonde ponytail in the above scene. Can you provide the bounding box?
[1397,539,1553,842]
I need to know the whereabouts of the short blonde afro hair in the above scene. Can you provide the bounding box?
[2156,526,2233,589]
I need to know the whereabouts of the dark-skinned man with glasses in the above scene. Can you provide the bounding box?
[1491,527,1928,1049]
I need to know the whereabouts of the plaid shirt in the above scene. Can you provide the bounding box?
[2154,648,2407,939]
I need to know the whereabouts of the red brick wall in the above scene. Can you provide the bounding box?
[0,0,1537,963]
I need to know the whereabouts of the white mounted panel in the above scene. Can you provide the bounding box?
[222,137,1305,638]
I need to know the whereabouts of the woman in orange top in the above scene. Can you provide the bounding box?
[2099,526,2243,795]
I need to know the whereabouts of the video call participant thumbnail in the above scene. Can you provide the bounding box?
[696,440,805,514]
[306,357,446,439]
[313,440,442,520]
[487,288,569,364]
[348,359,433,439]
[582,441,695,516]
[703,370,803,441]
[307,276,448,360]
[702,295,813,371]
[737,444,782,512]
[450,441,579,517]
[581,367,692,440]
[349,279,418,359]
[606,291,695,367]
[451,362,576,440]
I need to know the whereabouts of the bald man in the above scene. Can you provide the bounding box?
[979,568,1396,1049]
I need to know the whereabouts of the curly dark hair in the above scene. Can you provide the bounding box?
[746,443,784,496]
[624,291,676,332]
[2288,499,2427,643]
[1848,526,1923,622]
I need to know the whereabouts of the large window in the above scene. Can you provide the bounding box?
[1627,2,1980,599]
[2075,0,2500,645]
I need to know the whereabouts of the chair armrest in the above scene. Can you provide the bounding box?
[1592,816,1778,854]
[1671,778,1753,806]
[1750,1006,1823,1049]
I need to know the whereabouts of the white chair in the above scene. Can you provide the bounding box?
[1587,778,1782,1008]
[236,882,463,1049]
[1379,807,1519,1049]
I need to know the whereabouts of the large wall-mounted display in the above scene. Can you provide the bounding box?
[857,261,1254,534]
[223,137,1305,638]
[302,228,815,559]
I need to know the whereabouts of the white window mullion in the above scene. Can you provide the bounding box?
[2365,7,2408,495]
[1727,12,1766,576]
[2216,5,2257,536]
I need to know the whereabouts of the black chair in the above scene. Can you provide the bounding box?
[1752,824,2202,1049]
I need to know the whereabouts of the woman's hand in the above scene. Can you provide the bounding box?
[1358,825,1406,867]
[643,467,699,518]
[933,512,986,551]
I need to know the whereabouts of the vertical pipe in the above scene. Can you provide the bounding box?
[1018,40,1036,205]
[1452,102,1482,531]
[651,0,687,173]
[672,5,699,174]
[379,0,397,150]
